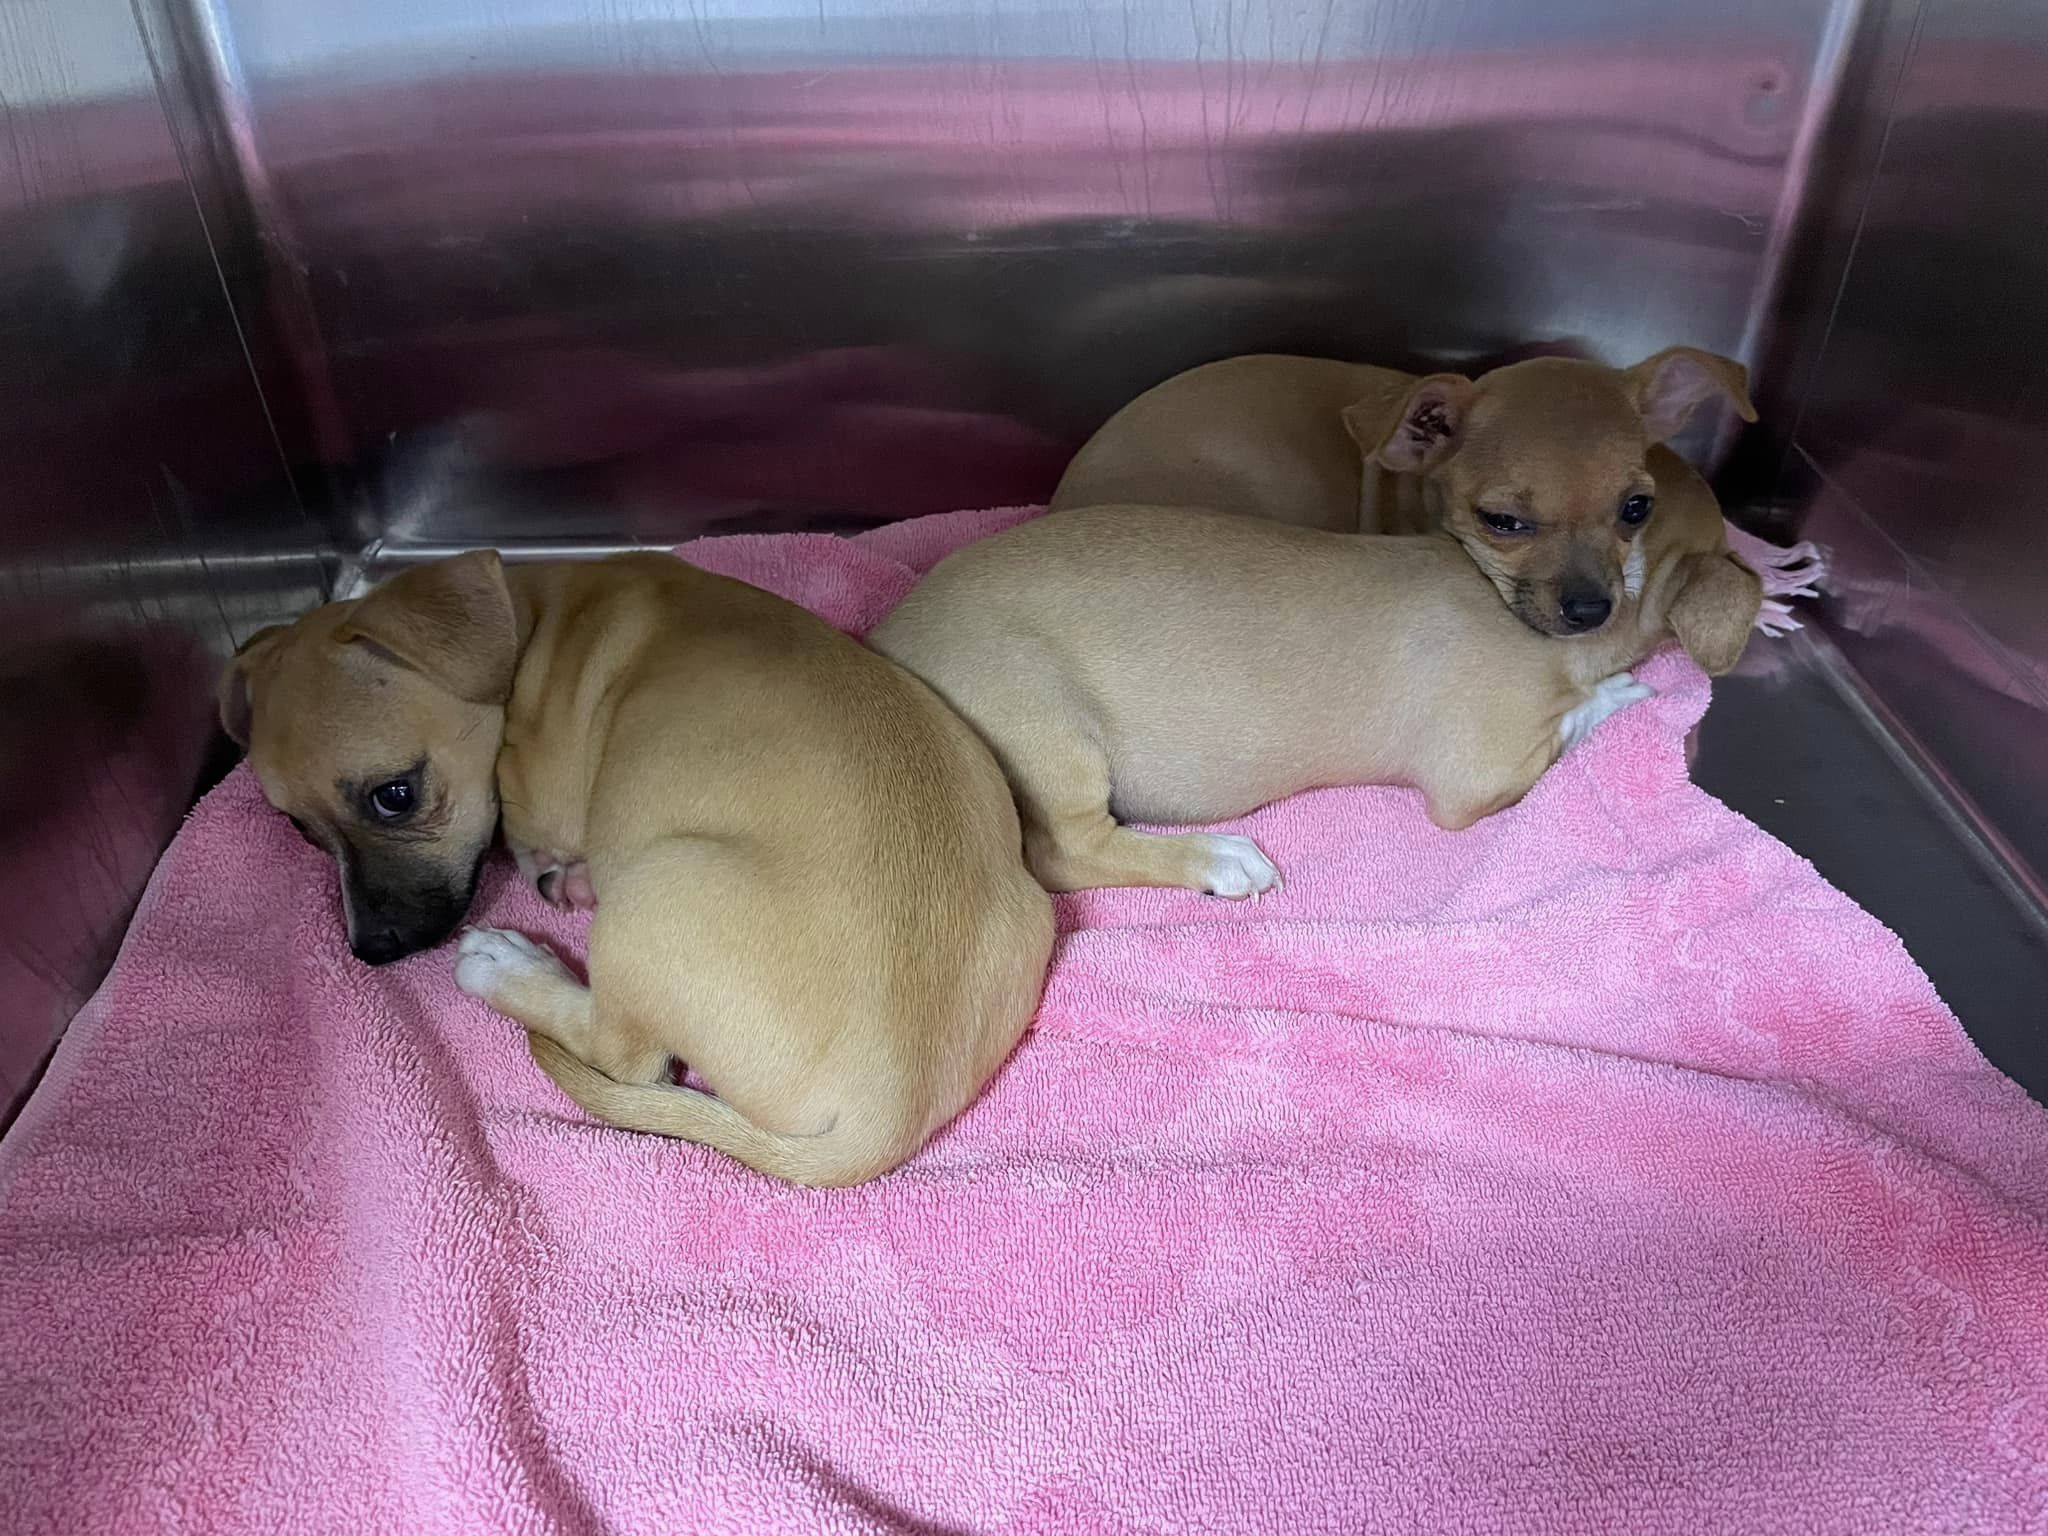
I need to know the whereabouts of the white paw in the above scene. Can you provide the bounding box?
[1558,672,1655,751]
[455,927,568,1003]
[1196,834,1283,899]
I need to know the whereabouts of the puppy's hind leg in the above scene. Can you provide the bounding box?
[1015,744,1280,898]
[498,840,919,1187]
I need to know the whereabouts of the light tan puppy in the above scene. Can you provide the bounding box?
[218,552,1054,1187]
[870,484,1759,895]
[1049,349,1755,639]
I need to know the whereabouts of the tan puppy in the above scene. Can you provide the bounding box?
[218,552,1053,1187]
[870,485,1759,894]
[1049,349,1755,639]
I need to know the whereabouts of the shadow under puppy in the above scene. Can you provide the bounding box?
[219,551,1053,1186]
[1050,347,1755,641]
[870,479,1761,896]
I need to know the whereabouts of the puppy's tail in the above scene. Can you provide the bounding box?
[526,1034,906,1189]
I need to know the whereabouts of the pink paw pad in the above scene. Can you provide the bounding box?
[534,854,598,911]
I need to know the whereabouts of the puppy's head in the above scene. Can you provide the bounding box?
[1344,347,1756,638]
[218,551,517,965]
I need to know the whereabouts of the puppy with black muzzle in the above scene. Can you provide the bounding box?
[219,551,1053,1187]
[1049,347,1756,639]
[870,467,1761,896]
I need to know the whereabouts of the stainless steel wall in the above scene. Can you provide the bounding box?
[1762,0,2048,901]
[0,0,330,1111]
[206,0,1855,551]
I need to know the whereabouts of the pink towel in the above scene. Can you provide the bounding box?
[2,508,2043,1536]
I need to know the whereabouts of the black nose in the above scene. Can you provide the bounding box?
[351,927,411,966]
[1559,594,1613,632]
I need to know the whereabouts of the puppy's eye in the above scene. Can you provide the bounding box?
[1478,510,1533,535]
[367,779,417,822]
[1619,494,1654,526]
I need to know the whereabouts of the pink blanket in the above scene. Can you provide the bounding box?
[3,509,2045,1536]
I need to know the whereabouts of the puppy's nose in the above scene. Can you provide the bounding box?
[1559,593,1613,633]
[351,927,410,966]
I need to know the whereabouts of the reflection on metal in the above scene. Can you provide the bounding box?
[4,0,2046,1110]
[0,0,327,1112]
[1768,0,2048,908]
[204,0,1846,540]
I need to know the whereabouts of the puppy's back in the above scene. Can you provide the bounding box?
[879,502,1470,671]
[592,553,1029,871]
[873,505,1541,823]
[584,554,1054,1123]
[1049,355,1399,528]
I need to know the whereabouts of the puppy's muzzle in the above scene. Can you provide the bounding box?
[342,848,483,965]
[346,893,469,965]
[352,923,422,967]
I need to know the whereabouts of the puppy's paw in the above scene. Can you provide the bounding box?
[1194,834,1283,899]
[521,846,598,911]
[551,860,597,911]
[455,927,569,1004]
[1559,672,1655,751]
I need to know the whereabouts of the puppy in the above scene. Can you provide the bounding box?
[219,552,1053,1187]
[1048,348,1755,638]
[869,486,1760,894]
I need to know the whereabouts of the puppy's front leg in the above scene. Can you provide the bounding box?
[1423,672,1657,831]
[1558,672,1655,752]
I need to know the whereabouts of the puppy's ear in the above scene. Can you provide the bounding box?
[216,624,290,748]
[1343,373,1477,473]
[1668,551,1763,676]
[336,550,517,705]
[1626,347,1758,441]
